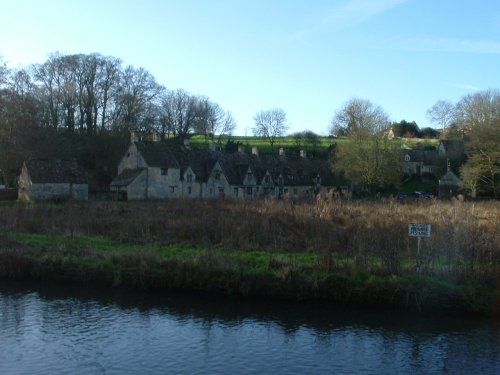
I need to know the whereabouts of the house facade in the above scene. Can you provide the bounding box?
[110,133,334,200]
[403,149,437,178]
[18,159,89,201]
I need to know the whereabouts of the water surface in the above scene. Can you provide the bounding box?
[0,281,498,374]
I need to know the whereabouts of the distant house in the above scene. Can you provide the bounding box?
[438,162,462,198]
[110,132,334,200]
[403,150,437,179]
[18,159,89,201]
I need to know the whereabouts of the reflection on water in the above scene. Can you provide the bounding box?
[0,281,498,375]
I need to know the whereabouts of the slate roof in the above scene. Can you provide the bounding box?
[439,140,465,159]
[405,150,437,165]
[26,159,88,184]
[439,170,461,186]
[110,168,145,187]
[135,141,180,168]
[124,140,335,187]
[175,148,218,182]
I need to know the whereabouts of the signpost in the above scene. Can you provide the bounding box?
[408,223,431,272]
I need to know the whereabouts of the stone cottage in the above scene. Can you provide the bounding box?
[18,159,89,201]
[403,149,437,179]
[438,164,462,198]
[110,133,334,200]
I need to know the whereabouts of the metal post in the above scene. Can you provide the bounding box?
[416,237,421,272]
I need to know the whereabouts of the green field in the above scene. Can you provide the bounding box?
[188,134,438,156]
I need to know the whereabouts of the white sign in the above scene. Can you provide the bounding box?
[408,223,431,237]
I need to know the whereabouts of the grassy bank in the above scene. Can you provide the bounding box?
[0,199,498,314]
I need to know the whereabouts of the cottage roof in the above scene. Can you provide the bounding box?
[110,168,145,187]
[439,170,461,186]
[117,138,335,188]
[135,141,180,168]
[25,159,88,184]
[438,140,465,159]
[405,150,437,165]
[175,148,218,182]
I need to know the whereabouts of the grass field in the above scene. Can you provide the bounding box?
[0,199,498,314]
[188,134,438,156]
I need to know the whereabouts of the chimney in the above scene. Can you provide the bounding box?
[238,145,245,154]
[300,150,307,158]
[279,147,285,156]
[252,147,259,156]
[184,138,190,149]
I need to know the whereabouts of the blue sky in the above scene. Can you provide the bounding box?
[1,0,500,135]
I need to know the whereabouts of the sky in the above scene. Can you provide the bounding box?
[1,0,500,135]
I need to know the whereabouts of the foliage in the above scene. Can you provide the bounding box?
[391,120,420,138]
[330,98,402,192]
[460,118,500,198]
[419,127,439,139]
[453,90,500,198]
[289,130,321,155]
[333,138,402,193]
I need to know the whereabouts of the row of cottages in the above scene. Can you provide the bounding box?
[402,140,467,179]
[110,134,334,200]
[18,159,89,201]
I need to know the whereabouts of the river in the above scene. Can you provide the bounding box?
[0,281,498,374]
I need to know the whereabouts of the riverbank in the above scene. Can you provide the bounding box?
[0,199,498,315]
[0,231,498,315]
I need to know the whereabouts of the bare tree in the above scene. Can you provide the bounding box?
[160,89,197,137]
[426,100,454,136]
[215,111,236,143]
[252,108,288,149]
[455,90,500,198]
[191,99,236,141]
[97,56,121,131]
[113,65,164,131]
[453,89,500,132]
[0,57,8,87]
[330,98,389,142]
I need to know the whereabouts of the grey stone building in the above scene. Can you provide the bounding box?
[110,133,334,200]
[18,159,89,201]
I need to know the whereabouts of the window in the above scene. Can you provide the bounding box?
[218,187,224,194]
[405,154,410,162]
[188,186,192,195]
[161,168,168,175]
[170,186,175,194]
[187,173,193,183]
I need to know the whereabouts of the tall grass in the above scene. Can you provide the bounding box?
[0,198,498,284]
